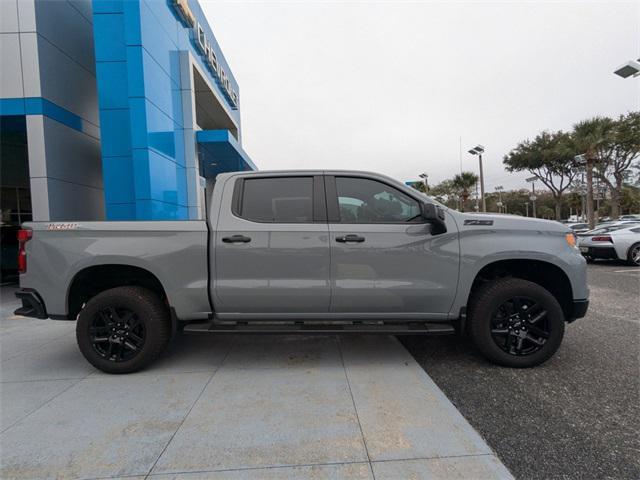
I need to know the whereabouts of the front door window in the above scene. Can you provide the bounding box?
[335,177,421,223]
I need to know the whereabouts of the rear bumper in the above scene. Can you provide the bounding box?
[14,289,47,319]
[569,299,589,322]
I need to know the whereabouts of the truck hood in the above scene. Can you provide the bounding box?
[454,212,570,233]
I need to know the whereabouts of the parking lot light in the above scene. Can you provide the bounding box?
[614,59,640,78]
[495,185,504,213]
[468,145,486,212]
[419,173,429,193]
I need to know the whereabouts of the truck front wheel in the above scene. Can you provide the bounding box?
[468,278,565,368]
[76,286,170,374]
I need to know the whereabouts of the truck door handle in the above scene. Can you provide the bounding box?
[222,235,251,244]
[336,234,365,243]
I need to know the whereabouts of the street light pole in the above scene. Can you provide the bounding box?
[474,180,479,211]
[581,177,586,222]
[419,173,429,194]
[478,153,486,212]
[495,185,504,213]
[468,145,486,212]
[575,154,596,229]
[526,176,537,218]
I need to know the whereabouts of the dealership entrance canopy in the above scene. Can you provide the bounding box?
[0,0,256,223]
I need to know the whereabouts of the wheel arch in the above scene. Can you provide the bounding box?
[66,264,169,319]
[467,259,574,321]
[626,241,640,265]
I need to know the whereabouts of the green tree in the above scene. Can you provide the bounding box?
[429,179,458,208]
[586,112,640,218]
[501,189,530,216]
[620,185,640,214]
[451,172,479,212]
[408,181,427,194]
[503,131,577,220]
[537,205,555,219]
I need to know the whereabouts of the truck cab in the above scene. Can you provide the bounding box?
[211,170,458,320]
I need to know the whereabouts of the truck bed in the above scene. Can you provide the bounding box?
[19,221,211,320]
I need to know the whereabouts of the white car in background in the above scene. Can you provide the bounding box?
[594,220,640,229]
[578,225,640,266]
[566,222,590,234]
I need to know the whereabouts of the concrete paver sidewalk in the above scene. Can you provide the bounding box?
[0,289,512,479]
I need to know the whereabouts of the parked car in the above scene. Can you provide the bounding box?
[566,222,590,234]
[592,220,640,230]
[619,214,640,222]
[578,225,640,265]
[14,170,588,373]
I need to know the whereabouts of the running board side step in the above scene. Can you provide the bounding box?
[182,321,456,335]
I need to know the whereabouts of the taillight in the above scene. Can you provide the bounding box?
[591,235,612,243]
[17,229,32,274]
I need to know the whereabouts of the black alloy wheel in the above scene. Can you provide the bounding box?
[469,277,565,368]
[489,296,549,356]
[76,286,170,374]
[89,306,146,362]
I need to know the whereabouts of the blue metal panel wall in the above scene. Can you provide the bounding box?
[93,0,240,220]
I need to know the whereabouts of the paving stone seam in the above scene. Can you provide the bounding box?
[0,373,91,434]
[83,369,222,379]
[1,329,73,362]
[144,339,238,480]
[336,336,377,480]
[0,376,91,384]
[77,453,502,480]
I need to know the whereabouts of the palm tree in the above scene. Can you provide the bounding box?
[452,172,479,212]
[572,117,615,227]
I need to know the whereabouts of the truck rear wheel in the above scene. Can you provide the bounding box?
[468,278,565,368]
[76,286,170,374]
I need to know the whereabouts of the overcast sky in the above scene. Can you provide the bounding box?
[202,0,640,191]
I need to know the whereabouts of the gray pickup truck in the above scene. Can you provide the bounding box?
[15,170,588,373]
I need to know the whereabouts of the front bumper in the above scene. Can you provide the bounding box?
[14,289,47,319]
[569,299,589,322]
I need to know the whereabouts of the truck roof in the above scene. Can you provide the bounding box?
[216,169,407,185]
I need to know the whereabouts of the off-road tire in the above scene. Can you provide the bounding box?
[468,278,565,368]
[76,286,170,374]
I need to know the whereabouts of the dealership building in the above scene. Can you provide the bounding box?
[0,0,255,226]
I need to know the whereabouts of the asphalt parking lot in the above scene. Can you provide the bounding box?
[403,262,640,480]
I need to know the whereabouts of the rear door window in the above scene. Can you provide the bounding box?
[238,177,314,223]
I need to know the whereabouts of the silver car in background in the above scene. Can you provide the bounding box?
[578,225,640,265]
[566,222,590,234]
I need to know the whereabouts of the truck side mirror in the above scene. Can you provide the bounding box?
[421,202,447,234]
